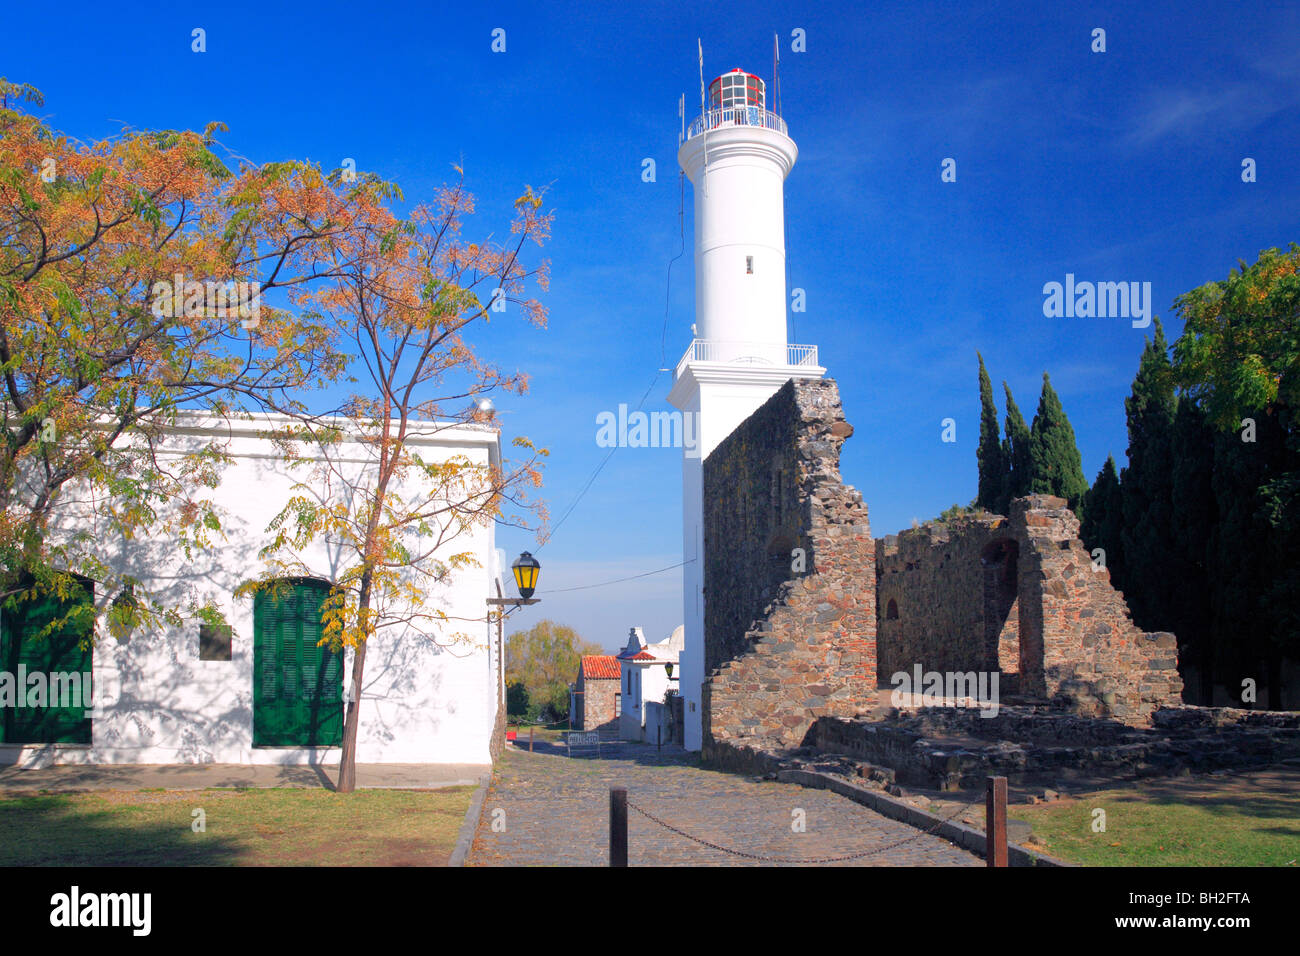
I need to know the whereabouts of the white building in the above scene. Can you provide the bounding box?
[616,625,682,742]
[668,68,824,750]
[0,412,507,768]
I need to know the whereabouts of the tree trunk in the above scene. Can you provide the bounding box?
[336,639,368,792]
[336,572,373,793]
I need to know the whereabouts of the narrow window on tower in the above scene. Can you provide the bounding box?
[746,255,753,274]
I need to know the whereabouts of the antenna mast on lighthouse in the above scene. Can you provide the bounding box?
[773,32,782,118]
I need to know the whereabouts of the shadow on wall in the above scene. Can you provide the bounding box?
[40,450,472,763]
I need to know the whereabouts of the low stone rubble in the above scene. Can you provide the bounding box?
[708,703,1300,794]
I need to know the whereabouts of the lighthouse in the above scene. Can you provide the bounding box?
[667,67,824,751]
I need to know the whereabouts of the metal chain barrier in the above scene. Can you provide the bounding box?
[625,787,985,864]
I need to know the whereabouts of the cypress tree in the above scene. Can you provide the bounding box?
[1120,321,1178,631]
[976,353,1005,512]
[1080,454,1125,583]
[1207,416,1280,706]
[1029,372,1088,510]
[1169,398,1216,702]
[1001,382,1032,510]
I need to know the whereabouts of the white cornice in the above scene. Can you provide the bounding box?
[677,125,798,181]
[12,407,503,470]
[667,361,825,409]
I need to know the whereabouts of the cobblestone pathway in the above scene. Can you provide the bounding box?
[467,742,980,866]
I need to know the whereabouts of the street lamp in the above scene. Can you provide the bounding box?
[511,551,541,599]
[488,552,543,747]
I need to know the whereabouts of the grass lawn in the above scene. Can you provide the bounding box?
[0,786,474,866]
[1008,768,1300,866]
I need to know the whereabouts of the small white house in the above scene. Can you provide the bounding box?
[0,411,507,768]
[616,625,682,742]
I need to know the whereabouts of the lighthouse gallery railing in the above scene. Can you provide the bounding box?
[675,340,819,379]
[684,106,788,142]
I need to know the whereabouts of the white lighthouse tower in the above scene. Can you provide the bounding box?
[667,67,824,751]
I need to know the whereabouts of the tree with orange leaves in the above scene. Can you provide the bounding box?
[0,78,394,634]
[238,172,551,792]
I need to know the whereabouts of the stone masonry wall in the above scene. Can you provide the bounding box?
[1013,496,1183,723]
[876,516,1020,681]
[701,379,876,754]
[874,495,1183,725]
[577,676,619,736]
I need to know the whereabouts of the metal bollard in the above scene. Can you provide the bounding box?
[610,786,628,867]
[986,775,1008,867]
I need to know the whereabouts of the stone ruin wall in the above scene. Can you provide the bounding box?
[701,378,876,756]
[875,496,1184,725]
[699,383,1184,769]
[1018,497,1183,722]
[876,516,1021,685]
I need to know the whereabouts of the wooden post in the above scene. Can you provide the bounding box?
[986,776,1008,867]
[657,726,661,751]
[610,786,628,867]
[529,725,534,752]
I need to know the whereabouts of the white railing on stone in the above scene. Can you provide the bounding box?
[675,339,819,379]
[683,106,788,142]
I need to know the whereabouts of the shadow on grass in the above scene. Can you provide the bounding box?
[1099,780,1300,827]
[0,793,246,866]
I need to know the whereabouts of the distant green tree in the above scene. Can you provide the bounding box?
[1028,372,1088,511]
[505,619,600,722]
[976,353,1005,511]
[506,680,530,719]
[1001,383,1033,510]
[544,683,571,721]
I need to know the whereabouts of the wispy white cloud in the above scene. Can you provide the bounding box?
[1123,85,1276,146]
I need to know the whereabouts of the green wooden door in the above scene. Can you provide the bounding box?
[0,579,93,744]
[253,579,343,747]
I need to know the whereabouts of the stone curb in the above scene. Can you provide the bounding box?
[448,772,492,868]
[776,768,1074,867]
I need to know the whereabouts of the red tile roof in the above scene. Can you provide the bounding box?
[620,650,658,661]
[580,655,621,680]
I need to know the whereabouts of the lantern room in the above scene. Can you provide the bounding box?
[708,69,765,110]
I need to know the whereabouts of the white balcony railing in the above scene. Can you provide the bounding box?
[683,106,788,142]
[675,339,819,379]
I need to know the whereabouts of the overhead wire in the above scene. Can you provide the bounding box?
[535,159,687,556]
[540,557,693,595]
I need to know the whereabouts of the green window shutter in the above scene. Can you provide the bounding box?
[0,578,93,745]
[253,580,343,747]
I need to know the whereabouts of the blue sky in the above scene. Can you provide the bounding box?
[6,1,1299,651]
